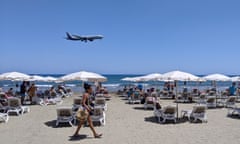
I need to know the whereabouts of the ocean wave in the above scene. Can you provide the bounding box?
[102,83,120,87]
[65,84,76,87]
[36,84,52,87]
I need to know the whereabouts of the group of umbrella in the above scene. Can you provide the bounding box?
[0,70,239,84]
[121,70,239,82]
[121,71,240,119]
[0,71,107,83]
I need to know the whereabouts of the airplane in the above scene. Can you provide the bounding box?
[65,32,103,42]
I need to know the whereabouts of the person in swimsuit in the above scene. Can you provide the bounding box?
[73,83,102,138]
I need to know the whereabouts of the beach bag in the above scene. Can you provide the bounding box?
[76,108,89,121]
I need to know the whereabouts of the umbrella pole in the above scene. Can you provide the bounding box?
[215,81,218,107]
[175,80,179,120]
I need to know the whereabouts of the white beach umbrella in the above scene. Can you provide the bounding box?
[121,77,136,82]
[59,71,107,82]
[121,76,144,82]
[161,70,200,119]
[139,73,162,81]
[161,70,200,81]
[43,76,58,82]
[202,73,231,108]
[202,73,231,81]
[0,71,30,81]
[130,76,146,82]
[28,75,45,81]
[231,76,240,82]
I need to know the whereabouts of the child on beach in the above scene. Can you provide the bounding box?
[73,83,102,138]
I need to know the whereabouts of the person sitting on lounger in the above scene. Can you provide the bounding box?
[6,88,15,97]
[49,86,57,97]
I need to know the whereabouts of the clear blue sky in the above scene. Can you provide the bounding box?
[1,0,240,75]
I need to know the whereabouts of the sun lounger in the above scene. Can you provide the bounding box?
[90,107,106,126]
[144,96,156,110]
[7,97,30,115]
[154,105,177,123]
[227,106,240,117]
[128,90,141,104]
[0,112,9,123]
[218,96,237,108]
[72,97,82,111]
[44,97,63,105]
[0,103,8,113]
[56,107,74,127]
[95,97,107,111]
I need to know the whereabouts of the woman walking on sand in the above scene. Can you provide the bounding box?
[73,83,102,138]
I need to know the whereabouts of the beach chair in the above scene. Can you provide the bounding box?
[90,107,106,126]
[153,101,162,118]
[227,107,240,117]
[95,93,104,98]
[45,97,63,106]
[155,105,177,123]
[160,91,168,99]
[32,96,45,106]
[66,88,73,97]
[204,96,216,108]
[221,96,236,108]
[0,103,8,113]
[144,96,156,110]
[72,97,82,111]
[0,112,9,123]
[103,93,111,100]
[0,92,8,105]
[56,107,74,127]
[207,89,216,96]
[181,105,207,123]
[7,97,30,115]
[0,100,9,122]
[95,97,107,111]
[129,90,141,104]
[57,89,69,98]
[176,93,190,103]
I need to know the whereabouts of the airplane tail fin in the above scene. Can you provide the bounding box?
[66,32,72,39]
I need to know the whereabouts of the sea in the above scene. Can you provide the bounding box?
[0,74,238,93]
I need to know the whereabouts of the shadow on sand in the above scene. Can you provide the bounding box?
[133,106,153,111]
[227,114,240,120]
[144,116,159,124]
[68,134,88,141]
[144,116,189,124]
[44,119,73,128]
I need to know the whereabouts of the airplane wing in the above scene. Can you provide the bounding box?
[88,36,103,41]
[71,35,86,41]
[88,38,94,41]
[72,35,81,38]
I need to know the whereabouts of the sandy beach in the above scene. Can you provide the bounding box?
[1,93,240,144]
